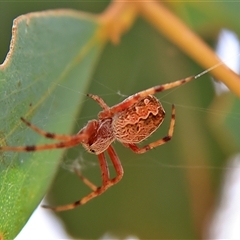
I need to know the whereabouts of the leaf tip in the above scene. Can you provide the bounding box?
[1,9,94,71]
[0,13,27,70]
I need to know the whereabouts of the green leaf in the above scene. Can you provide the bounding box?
[0,9,104,240]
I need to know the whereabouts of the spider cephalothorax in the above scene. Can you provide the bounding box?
[81,118,114,155]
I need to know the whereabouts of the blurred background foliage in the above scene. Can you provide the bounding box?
[1,1,240,239]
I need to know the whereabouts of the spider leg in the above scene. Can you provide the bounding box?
[42,145,123,211]
[107,76,194,116]
[87,93,110,111]
[0,135,86,152]
[137,76,195,96]
[20,117,74,141]
[74,168,98,191]
[124,104,175,154]
[106,144,124,186]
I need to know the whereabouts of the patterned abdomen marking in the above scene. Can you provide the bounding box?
[112,95,165,143]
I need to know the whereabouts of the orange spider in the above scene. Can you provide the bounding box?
[0,75,196,211]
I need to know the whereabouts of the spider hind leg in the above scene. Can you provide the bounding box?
[42,145,123,211]
[125,104,176,154]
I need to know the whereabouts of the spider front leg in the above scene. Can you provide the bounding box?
[0,119,98,152]
[20,117,75,141]
[125,104,176,154]
[42,145,123,211]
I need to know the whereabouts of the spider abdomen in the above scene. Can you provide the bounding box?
[112,95,165,144]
